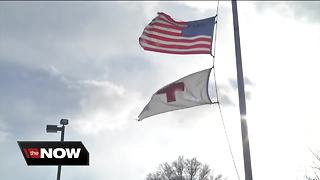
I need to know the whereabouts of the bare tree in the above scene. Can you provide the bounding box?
[305,149,320,180]
[146,156,226,180]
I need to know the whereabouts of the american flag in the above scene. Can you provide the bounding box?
[139,12,216,55]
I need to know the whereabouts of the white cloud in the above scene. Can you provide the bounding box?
[72,80,142,134]
[1,2,320,180]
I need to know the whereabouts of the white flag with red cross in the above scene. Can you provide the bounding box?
[138,68,213,121]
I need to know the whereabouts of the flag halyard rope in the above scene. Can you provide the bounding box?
[212,57,241,180]
[211,1,241,180]
[211,0,220,66]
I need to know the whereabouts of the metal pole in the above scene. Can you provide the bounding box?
[231,1,253,180]
[57,126,65,180]
[61,126,65,142]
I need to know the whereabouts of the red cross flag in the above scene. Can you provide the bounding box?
[138,68,213,121]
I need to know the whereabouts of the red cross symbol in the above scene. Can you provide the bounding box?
[156,82,185,102]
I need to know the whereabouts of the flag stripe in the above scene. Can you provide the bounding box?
[140,35,211,46]
[145,27,181,36]
[158,12,187,26]
[140,41,211,54]
[139,12,215,55]
[142,47,211,54]
[143,30,211,41]
[142,32,212,44]
[146,25,182,34]
[150,19,173,27]
[150,22,183,31]
[140,38,211,49]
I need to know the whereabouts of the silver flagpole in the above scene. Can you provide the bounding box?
[231,1,253,180]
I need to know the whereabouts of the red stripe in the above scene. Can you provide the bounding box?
[142,46,211,55]
[142,32,212,43]
[149,22,183,31]
[157,12,186,25]
[157,17,186,27]
[145,27,181,36]
[140,38,211,49]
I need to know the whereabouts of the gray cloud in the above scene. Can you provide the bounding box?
[208,76,254,107]
[0,2,238,180]
[254,1,320,23]
[0,2,165,82]
[0,61,80,138]
[0,1,156,137]
[0,59,146,180]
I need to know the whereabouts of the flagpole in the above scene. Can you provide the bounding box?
[231,1,253,180]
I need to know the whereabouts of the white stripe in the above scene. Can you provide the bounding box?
[157,15,187,28]
[151,19,173,26]
[143,29,211,41]
[140,35,211,46]
[140,41,211,52]
[146,25,181,34]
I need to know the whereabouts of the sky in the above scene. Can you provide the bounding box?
[0,1,320,180]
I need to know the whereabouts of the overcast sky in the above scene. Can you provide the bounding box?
[1,1,320,180]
